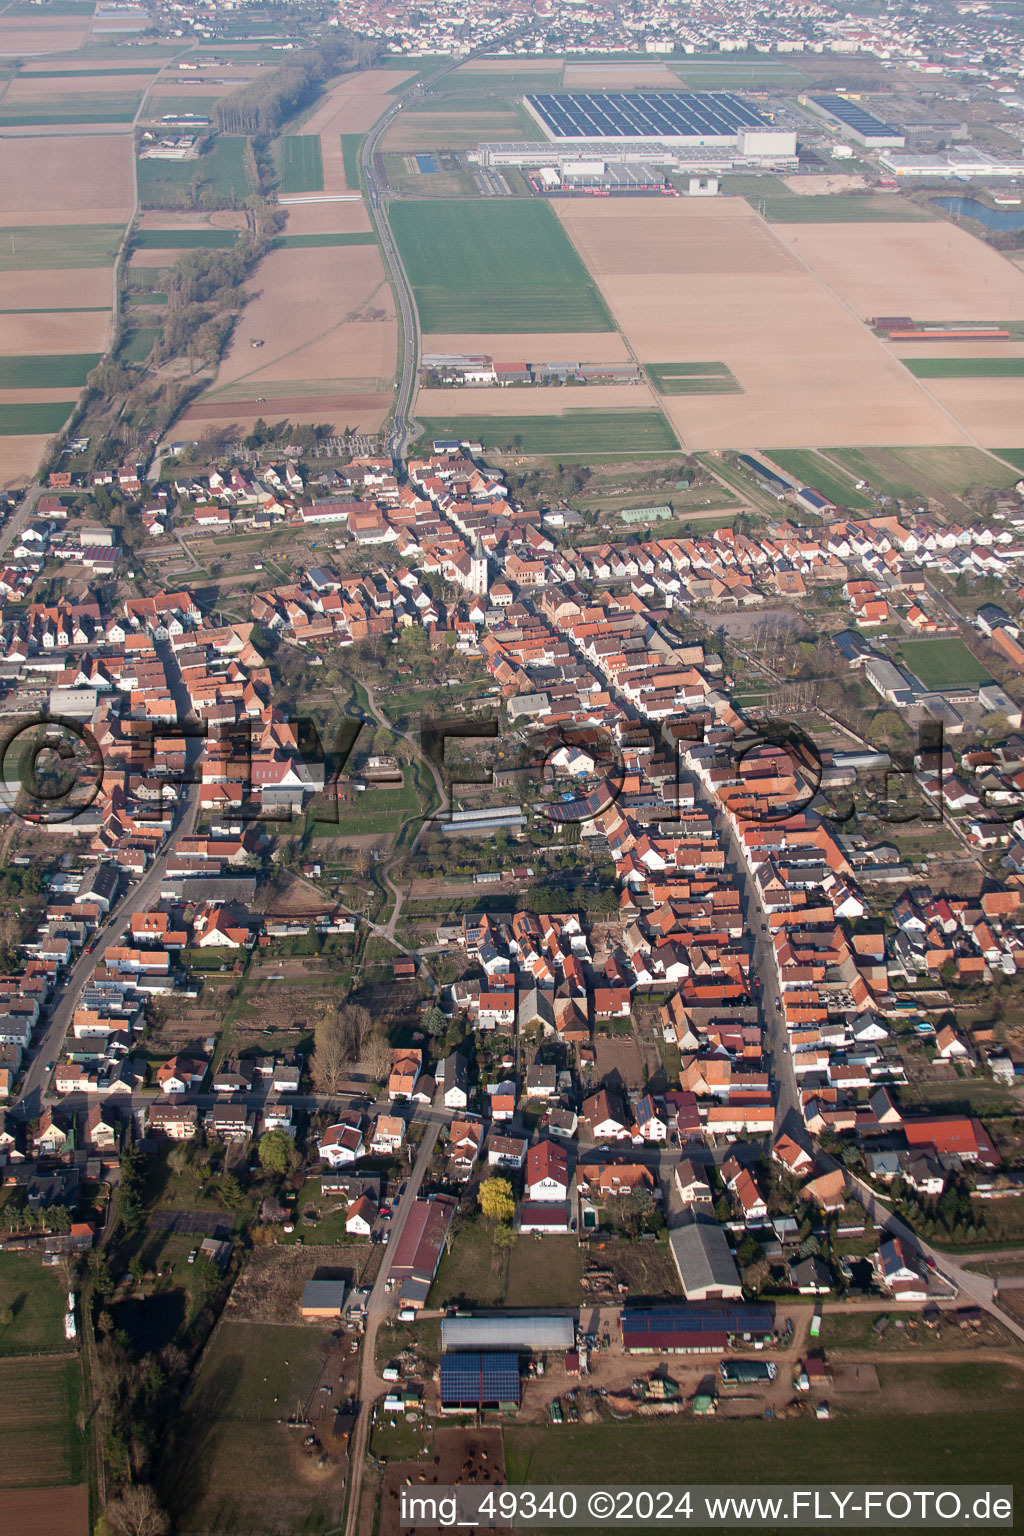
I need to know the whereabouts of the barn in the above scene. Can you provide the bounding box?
[439,1352,521,1412]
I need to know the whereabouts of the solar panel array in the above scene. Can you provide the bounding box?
[440,1352,521,1406]
[527,91,769,141]
[811,94,902,140]
[622,1304,774,1338]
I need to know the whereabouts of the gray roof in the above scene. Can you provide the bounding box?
[668,1217,742,1299]
[301,1280,347,1310]
[442,1314,574,1353]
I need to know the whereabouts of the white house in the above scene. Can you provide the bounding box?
[525,1139,570,1202]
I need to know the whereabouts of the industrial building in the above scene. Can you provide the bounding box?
[804,94,906,148]
[441,1314,575,1354]
[439,1352,522,1412]
[478,140,798,176]
[879,147,1024,179]
[621,1303,774,1354]
[524,91,791,158]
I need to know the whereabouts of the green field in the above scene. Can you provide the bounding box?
[138,136,252,208]
[754,194,934,223]
[134,228,239,249]
[119,327,161,363]
[416,410,678,455]
[0,1252,70,1355]
[646,361,741,396]
[901,638,991,690]
[271,231,376,249]
[0,94,142,126]
[763,449,874,509]
[0,353,100,387]
[390,199,614,332]
[904,356,1024,378]
[278,133,324,194]
[995,449,1024,474]
[0,402,74,434]
[0,224,123,272]
[828,446,1018,499]
[0,1357,85,1489]
[341,132,362,187]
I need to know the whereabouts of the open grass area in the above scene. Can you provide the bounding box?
[139,136,251,209]
[277,134,324,194]
[904,356,1024,378]
[0,94,142,126]
[415,410,678,455]
[134,228,238,249]
[271,231,376,248]
[0,402,73,435]
[828,445,1017,499]
[0,1252,71,1356]
[645,361,741,396]
[118,326,161,364]
[341,132,362,187]
[995,448,1024,474]
[0,224,123,272]
[755,194,934,223]
[764,449,874,509]
[431,1221,582,1309]
[0,353,100,387]
[900,637,991,689]
[390,199,613,332]
[0,1357,86,1489]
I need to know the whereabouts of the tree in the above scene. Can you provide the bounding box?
[105,1483,171,1536]
[492,1221,517,1252]
[0,1305,12,1328]
[424,1005,446,1038]
[477,1177,515,1224]
[365,1027,392,1085]
[258,1129,298,1177]
[311,1004,347,1094]
[623,1185,654,1238]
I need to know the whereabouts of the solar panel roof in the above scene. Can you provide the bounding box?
[526,91,769,141]
[811,94,901,138]
[440,1352,521,1403]
[622,1304,773,1336]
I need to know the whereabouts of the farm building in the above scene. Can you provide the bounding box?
[299,1280,348,1319]
[439,1352,521,1412]
[390,1194,458,1307]
[668,1216,743,1300]
[441,1314,575,1355]
[621,1303,774,1354]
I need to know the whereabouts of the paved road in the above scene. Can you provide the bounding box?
[344,1111,443,1536]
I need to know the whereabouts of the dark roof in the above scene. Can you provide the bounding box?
[440,1352,521,1406]
[621,1303,773,1343]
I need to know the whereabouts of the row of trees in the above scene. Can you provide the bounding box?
[215,35,354,136]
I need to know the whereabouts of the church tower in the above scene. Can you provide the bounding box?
[470,535,489,597]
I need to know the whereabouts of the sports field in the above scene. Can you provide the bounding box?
[901,638,991,690]
[390,199,613,333]
[278,134,324,194]
[646,361,741,395]
[762,449,874,509]
[415,410,678,454]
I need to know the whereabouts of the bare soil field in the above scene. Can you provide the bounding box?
[380,1431,507,1536]
[782,173,868,195]
[0,268,113,308]
[772,219,1024,322]
[562,62,683,87]
[458,58,563,72]
[416,382,659,415]
[1,74,144,102]
[556,199,968,448]
[917,377,1024,446]
[0,386,78,406]
[0,135,132,219]
[0,434,52,488]
[178,392,390,432]
[0,1486,89,1536]
[0,310,111,354]
[382,111,523,151]
[210,244,395,393]
[301,67,412,138]
[225,1245,376,1324]
[0,22,92,55]
[594,1031,650,1092]
[282,198,372,235]
[422,329,632,360]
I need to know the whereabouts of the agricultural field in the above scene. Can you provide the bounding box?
[0,402,75,435]
[761,449,874,509]
[414,410,679,455]
[0,353,101,388]
[391,199,614,333]
[0,1486,89,1536]
[341,132,362,187]
[756,194,934,223]
[272,232,376,249]
[0,135,133,222]
[0,1358,86,1489]
[904,357,1024,378]
[645,361,742,395]
[828,445,1018,500]
[0,1253,71,1356]
[555,199,959,448]
[138,136,252,209]
[134,228,239,250]
[0,225,123,274]
[277,134,324,194]
[996,448,1024,473]
[900,638,992,690]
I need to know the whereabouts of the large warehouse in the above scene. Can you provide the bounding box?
[441,1314,575,1354]
[804,93,905,148]
[523,90,796,159]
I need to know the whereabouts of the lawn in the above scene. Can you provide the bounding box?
[762,449,874,509]
[118,327,161,364]
[0,1357,86,1488]
[755,195,934,223]
[900,638,991,689]
[505,1236,581,1307]
[0,224,123,272]
[139,136,252,209]
[645,362,741,396]
[278,134,324,194]
[903,357,1024,378]
[431,1223,582,1309]
[0,402,74,435]
[341,133,362,187]
[415,411,678,455]
[133,228,239,249]
[390,199,614,332]
[0,1252,71,1356]
[0,353,101,388]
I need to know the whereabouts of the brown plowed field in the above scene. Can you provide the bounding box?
[0,1486,89,1536]
[918,377,1024,446]
[422,329,633,361]
[281,198,372,235]
[0,135,132,218]
[415,382,659,414]
[0,310,111,353]
[300,67,412,138]
[178,392,390,432]
[0,434,54,488]
[382,111,523,151]
[0,22,91,54]
[555,198,970,448]
[0,269,114,307]
[562,62,682,86]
